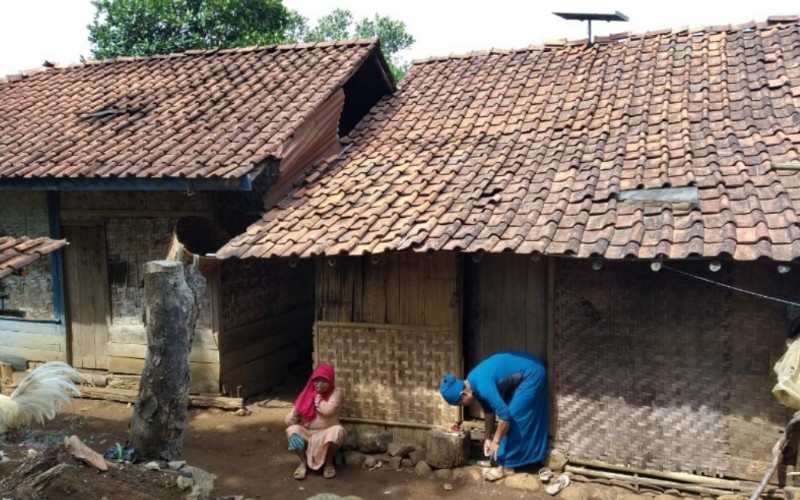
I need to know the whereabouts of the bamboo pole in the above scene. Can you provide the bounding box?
[569,457,741,489]
[565,465,736,497]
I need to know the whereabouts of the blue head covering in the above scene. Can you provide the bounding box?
[439,373,465,405]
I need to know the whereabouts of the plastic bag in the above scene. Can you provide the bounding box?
[103,442,141,464]
[773,336,800,409]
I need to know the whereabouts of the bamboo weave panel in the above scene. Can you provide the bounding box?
[551,260,793,478]
[553,266,731,475]
[314,322,460,427]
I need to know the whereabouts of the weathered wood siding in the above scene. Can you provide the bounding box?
[0,318,64,368]
[218,258,314,398]
[461,253,549,420]
[60,192,219,393]
[552,259,798,481]
[316,252,459,327]
[314,252,462,427]
[463,253,548,369]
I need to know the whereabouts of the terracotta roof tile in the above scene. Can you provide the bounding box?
[0,40,380,180]
[219,21,800,262]
[0,236,67,279]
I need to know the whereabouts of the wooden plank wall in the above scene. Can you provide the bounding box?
[317,251,459,328]
[461,253,548,420]
[107,323,221,394]
[59,191,219,391]
[218,258,315,398]
[0,319,65,369]
[463,253,548,370]
[314,251,462,426]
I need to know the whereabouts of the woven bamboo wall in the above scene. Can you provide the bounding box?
[314,251,462,427]
[315,321,460,426]
[553,259,797,480]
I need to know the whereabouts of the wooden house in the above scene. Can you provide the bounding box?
[219,19,800,481]
[0,39,394,396]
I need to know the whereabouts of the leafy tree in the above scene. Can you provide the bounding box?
[305,9,414,81]
[88,1,414,79]
[88,0,303,59]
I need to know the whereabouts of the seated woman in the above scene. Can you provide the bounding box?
[439,351,547,481]
[285,362,346,480]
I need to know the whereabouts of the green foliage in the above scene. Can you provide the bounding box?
[88,0,300,59]
[303,8,415,80]
[88,2,414,79]
[304,8,352,42]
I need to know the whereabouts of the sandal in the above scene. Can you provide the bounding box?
[546,473,571,495]
[323,464,336,479]
[482,466,514,482]
[539,467,554,482]
[293,463,308,480]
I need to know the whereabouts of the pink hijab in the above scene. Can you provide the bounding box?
[294,363,336,422]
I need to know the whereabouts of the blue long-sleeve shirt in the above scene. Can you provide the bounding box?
[466,351,545,421]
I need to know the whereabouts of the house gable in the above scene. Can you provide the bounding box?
[0,39,393,190]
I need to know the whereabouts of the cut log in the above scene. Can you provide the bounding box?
[130,260,205,461]
[425,428,470,469]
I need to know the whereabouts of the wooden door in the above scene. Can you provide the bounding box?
[463,253,548,417]
[63,224,110,369]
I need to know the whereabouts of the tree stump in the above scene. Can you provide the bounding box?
[425,428,470,468]
[130,260,205,460]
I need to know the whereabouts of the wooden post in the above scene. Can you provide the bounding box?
[0,361,13,388]
[425,428,470,468]
[130,260,205,460]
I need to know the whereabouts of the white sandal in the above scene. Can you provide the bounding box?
[546,473,571,495]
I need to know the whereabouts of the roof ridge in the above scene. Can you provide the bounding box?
[0,38,379,83]
[409,16,800,65]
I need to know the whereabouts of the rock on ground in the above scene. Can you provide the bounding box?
[504,472,542,491]
[414,461,432,476]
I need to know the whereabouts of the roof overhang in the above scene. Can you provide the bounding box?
[0,176,253,192]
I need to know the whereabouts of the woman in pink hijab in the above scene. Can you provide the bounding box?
[285,363,346,479]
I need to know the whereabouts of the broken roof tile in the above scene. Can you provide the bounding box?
[0,236,68,279]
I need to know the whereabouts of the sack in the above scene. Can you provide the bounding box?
[773,336,800,409]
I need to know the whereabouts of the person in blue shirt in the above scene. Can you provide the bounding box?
[439,351,548,481]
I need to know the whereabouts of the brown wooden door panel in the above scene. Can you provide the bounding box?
[63,225,110,370]
[463,254,548,418]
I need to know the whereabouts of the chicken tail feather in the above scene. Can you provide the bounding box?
[0,361,86,433]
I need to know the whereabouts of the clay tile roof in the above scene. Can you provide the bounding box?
[218,20,800,262]
[0,39,380,180]
[0,236,67,279]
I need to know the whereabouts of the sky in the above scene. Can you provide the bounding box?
[1,0,799,76]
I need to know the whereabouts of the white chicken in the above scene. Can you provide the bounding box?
[0,361,85,433]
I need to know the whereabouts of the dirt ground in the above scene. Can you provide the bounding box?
[0,375,550,500]
[5,370,783,500]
